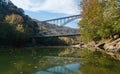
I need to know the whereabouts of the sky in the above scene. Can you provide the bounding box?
[10,0,81,28]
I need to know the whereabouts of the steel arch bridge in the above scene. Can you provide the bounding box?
[42,14,81,26]
[34,14,81,38]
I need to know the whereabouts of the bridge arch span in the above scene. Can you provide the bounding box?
[42,14,81,26]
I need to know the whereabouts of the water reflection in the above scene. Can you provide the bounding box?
[35,55,80,74]
[36,63,80,74]
[0,47,120,74]
[79,49,120,74]
[0,47,81,74]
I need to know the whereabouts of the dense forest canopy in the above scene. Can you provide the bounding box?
[79,0,120,43]
[0,1,39,46]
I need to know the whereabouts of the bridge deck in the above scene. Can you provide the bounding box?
[33,34,80,38]
[42,15,80,22]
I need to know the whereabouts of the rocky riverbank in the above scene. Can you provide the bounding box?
[104,38,120,60]
[80,38,120,61]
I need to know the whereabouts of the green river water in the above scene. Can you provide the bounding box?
[0,47,120,74]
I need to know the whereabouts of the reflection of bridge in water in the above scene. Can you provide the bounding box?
[46,64,80,74]
[36,63,81,74]
[36,56,81,74]
[36,64,80,74]
[34,15,81,38]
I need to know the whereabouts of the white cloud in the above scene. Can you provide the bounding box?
[11,0,80,14]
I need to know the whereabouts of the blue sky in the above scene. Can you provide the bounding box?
[11,0,81,28]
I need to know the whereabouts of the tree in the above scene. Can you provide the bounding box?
[79,0,120,43]
[0,22,16,45]
[16,24,24,32]
[79,0,104,42]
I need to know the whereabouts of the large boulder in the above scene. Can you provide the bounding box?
[104,38,120,60]
[84,41,101,52]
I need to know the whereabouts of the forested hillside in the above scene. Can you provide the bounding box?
[0,1,39,46]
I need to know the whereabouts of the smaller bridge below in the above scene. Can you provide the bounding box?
[33,34,81,38]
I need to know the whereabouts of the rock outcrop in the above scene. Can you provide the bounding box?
[82,38,120,61]
[104,38,120,60]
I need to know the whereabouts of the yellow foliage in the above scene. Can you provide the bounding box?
[16,24,24,32]
[5,13,24,25]
[59,37,74,44]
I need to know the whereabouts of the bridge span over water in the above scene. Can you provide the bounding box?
[42,14,81,26]
[34,14,81,38]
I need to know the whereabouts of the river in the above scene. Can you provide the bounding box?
[0,47,120,74]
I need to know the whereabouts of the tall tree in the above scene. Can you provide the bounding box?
[79,0,120,43]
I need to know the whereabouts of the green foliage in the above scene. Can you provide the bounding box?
[34,37,78,46]
[0,22,16,45]
[35,37,68,46]
[0,22,29,46]
[0,2,39,46]
[79,0,120,43]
